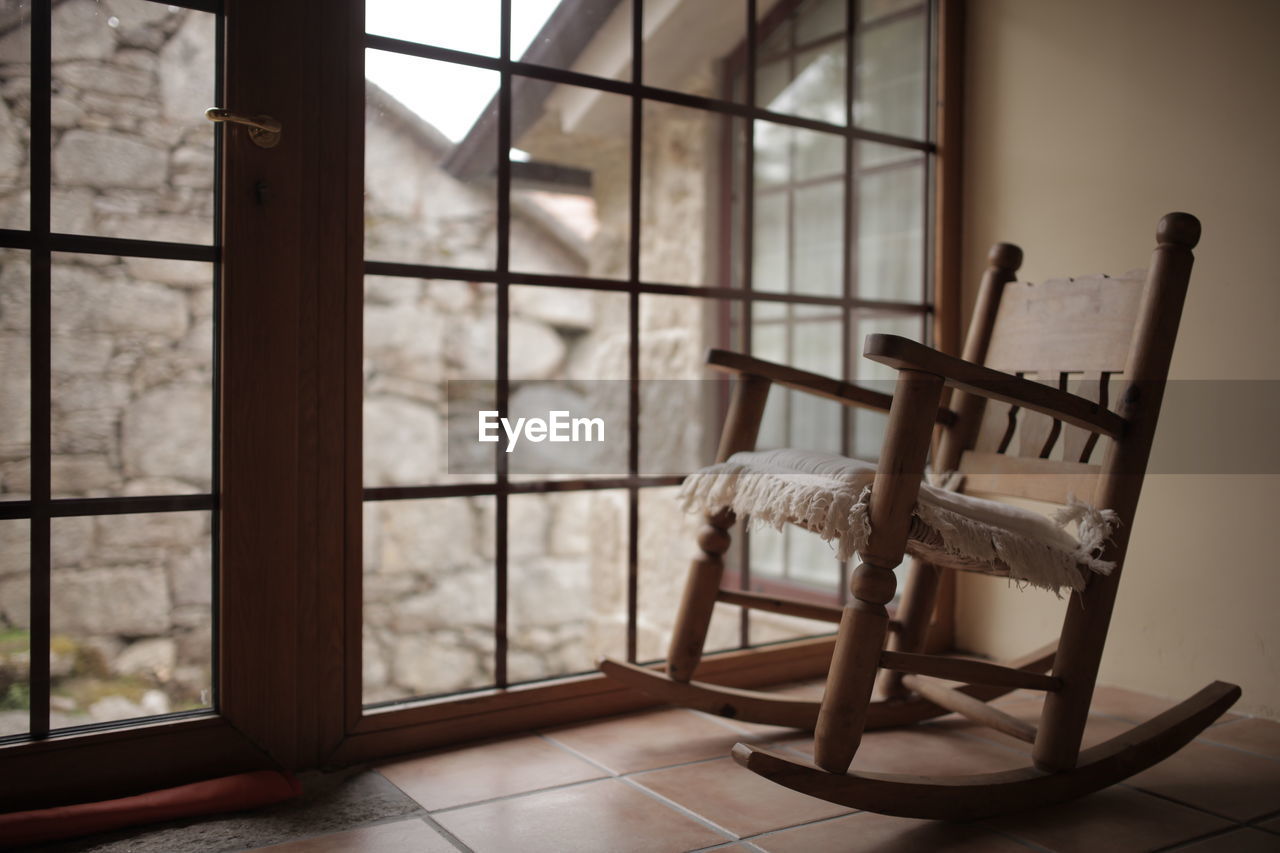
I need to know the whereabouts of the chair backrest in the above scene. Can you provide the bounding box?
[937,214,1200,512]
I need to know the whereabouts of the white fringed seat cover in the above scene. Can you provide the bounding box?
[678,449,1119,594]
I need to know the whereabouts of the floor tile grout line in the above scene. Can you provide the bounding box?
[416,811,476,853]
[617,774,741,844]
[538,725,751,778]
[425,774,613,815]
[1188,734,1280,764]
[1246,807,1280,828]
[985,827,1059,852]
[534,730,628,776]
[1150,823,1257,851]
[1117,780,1261,826]
[736,811,863,845]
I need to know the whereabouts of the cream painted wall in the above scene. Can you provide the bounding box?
[958,0,1280,718]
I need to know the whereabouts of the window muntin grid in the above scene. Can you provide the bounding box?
[0,0,223,741]
[360,0,935,708]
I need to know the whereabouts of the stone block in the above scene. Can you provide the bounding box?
[369,498,478,575]
[50,453,120,495]
[510,286,596,331]
[50,333,113,374]
[51,565,171,635]
[362,396,441,488]
[456,316,565,381]
[169,545,211,607]
[158,11,214,121]
[49,515,95,569]
[123,256,212,289]
[120,385,212,486]
[57,60,155,97]
[102,214,210,245]
[391,633,485,695]
[52,129,167,189]
[509,557,590,628]
[0,96,23,185]
[49,188,97,234]
[170,144,213,189]
[104,279,186,335]
[51,0,119,62]
[95,506,206,551]
[114,637,176,679]
[0,25,31,65]
[0,576,28,628]
[364,301,444,383]
[0,336,30,451]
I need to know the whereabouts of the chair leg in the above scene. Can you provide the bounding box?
[814,368,944,773]
[666,373,772,683]
[814,559,899,772]
[1033,568,1123,771]
[667,509,734,683]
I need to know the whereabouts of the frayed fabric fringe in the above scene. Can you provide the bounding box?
[678,452,1119,595]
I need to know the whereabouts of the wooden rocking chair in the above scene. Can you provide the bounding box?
[601,212,1240,819]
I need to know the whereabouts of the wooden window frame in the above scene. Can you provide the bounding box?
[1,0,963,809]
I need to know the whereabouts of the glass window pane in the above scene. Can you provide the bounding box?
[855,143,925,302]
[505,286,629,482]
[50,253,214,498]
[859,0,925,24]
[644,0,739,98]
[508,489,627,683]
[637,486,740,662]
[50,1,217,243]
[639,294,740,476]
[751,191,788,292]
[854,8,927,140]
[793,181,844,297]
[50,511,212,729]
[850,310,924,460]
[365,277,495,488]
[753,121,846,297]
[0,3,30,230]
[756,7,846,127]
[366,0,500,57]
[0,519,28,736]
[511,78,630,278]
[527,0,630,82]
[0,249,29,499]
[796,0,846,44]
[749,526,840,646]
[363,496,495,703]
[639,104,740,288]
[364,52,499,267]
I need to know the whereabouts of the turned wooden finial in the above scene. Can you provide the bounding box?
[988,242,1023,274]
[1157,212,1201,249]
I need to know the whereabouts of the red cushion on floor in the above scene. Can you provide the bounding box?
[0,769,302,847]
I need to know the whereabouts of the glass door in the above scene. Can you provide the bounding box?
[0,0,221,743]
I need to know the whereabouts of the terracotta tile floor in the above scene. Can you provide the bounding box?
[39,684,1280,852]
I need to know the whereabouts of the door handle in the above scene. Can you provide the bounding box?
[205,108,282,148]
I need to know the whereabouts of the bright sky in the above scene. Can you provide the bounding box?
[365,0,563,142]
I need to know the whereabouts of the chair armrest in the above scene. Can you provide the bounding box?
[705,348,957,426]
[863,334,1125,438]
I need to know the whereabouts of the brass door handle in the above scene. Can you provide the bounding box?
[205,107,282,148]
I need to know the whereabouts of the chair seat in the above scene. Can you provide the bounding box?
[678,449,1118,593]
